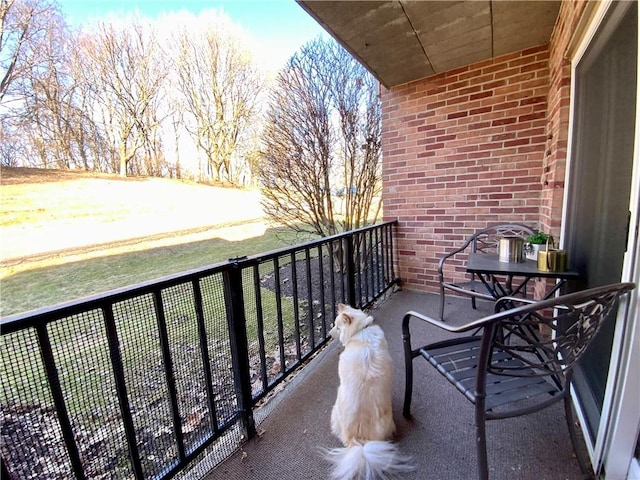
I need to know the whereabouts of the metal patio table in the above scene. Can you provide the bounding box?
[466,253,581,301]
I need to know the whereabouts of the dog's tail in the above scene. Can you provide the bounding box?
[326,440,413,480]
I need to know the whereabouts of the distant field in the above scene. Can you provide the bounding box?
[1,167,265,264]
[0,167,310,316]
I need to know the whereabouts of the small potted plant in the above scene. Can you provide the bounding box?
[524,232,554,260]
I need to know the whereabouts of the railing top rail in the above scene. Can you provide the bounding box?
[1,220,397,331]
[246,220,397,263]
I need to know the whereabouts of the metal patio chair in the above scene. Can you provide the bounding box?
[438,223,536,320]
[402,282,636,480]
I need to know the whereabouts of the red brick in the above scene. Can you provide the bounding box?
[379,26,584,293]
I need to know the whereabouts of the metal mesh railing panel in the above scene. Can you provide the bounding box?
[240,266,268,399]
[291,250,309,360]
[48,310,134,479]
[112,295,176,479]
[1,328,74,480]
[352,229,389,307]
[198,273,238,428]
[254,258,290,389]
[308,246,327,348]
[269,253,296,376]
[160,282,212,455]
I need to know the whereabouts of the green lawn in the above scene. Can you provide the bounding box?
[1,227,313,317]
[0,226,309,422]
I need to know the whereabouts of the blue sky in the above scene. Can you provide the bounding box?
[57,0,327,70]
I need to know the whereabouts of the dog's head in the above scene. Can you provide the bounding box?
[329,303,374,345]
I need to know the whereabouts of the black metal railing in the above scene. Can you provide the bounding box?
[0,221,398,480]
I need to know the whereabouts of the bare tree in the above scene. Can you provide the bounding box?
[259,38,382,237]
[1,0,47,159]
[0,0,95,170]
[17,8,94,170]
[64,42,113,172]
[169,107,184,179]
[2,5,265,180]
[173,12,264,183]
[0,121,23,165]
[1,0,58,103]
[80,21,167,176]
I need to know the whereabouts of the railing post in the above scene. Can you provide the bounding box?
[36,325,87,480]
[345,235,357,307]
[152,290,186,461]
[102,304,144,479]
[1,457,10,480]
[222,257,256,440]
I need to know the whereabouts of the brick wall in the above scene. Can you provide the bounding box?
[381,47,551,292]
[380,2,591,294]
[540,0,590,235]
[532,0,589,299]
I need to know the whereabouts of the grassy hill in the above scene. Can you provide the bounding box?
[1,167,265,262]
[0,168,307,317]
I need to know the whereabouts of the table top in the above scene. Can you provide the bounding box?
[466,253,581,279]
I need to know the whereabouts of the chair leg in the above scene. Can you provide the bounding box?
[564,393,594,478]
[475,401,489,480]
[439,286,446,320]
[402,331,413,417]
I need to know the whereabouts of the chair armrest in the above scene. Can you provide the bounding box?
[402,309,501,335]
[405,294,562,335]
[494,296,537,311]
[404,282,636,340]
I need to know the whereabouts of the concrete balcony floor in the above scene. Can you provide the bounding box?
[204,290,588,480]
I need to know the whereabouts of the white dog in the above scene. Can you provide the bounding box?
[326,304,411,480]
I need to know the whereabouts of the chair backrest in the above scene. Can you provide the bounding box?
[438,223,537,287]
[470,223,536,254]
[484,282,636,380]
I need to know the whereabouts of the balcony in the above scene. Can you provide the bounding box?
[204,290,588,480]
[0,221,585,479]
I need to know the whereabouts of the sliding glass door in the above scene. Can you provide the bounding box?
[564,1,639,476]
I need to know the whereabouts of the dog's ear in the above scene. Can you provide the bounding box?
[340,312,352,325]
[337,303,347,312]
